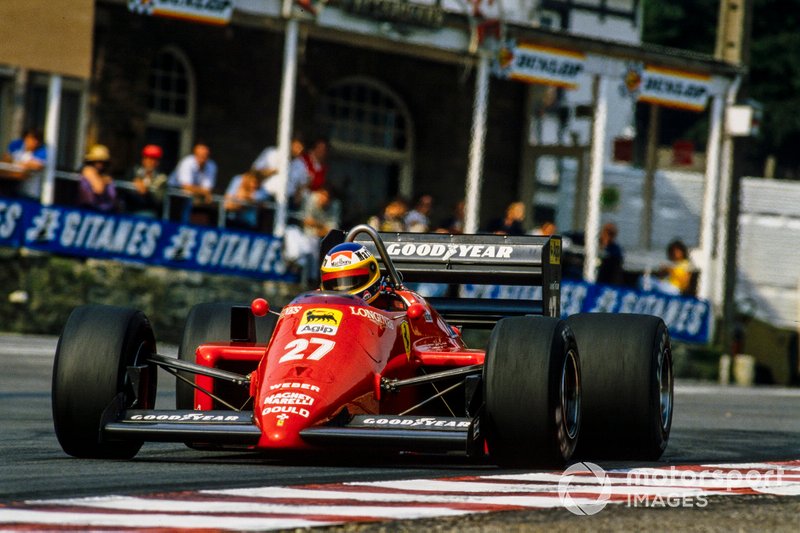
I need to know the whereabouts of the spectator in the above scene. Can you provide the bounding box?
[596,221,624,285]
[123,144,167,218]
[303,186,341,240]
[437,199,465,234]
[224,170,268,231]
[254,134,305,199]
[1,128,47,199]
[77,144,117,213]
[651,239,695,295]
[287,136,329,208]
[168,141,217,224]
[405,193,434,232]
[368,197,408,232]
[486,201,526,235]
[534,221,557,236]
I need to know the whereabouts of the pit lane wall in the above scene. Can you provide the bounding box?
[0,197,296,282]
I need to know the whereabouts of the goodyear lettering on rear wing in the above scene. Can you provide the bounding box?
[385,243,513,261]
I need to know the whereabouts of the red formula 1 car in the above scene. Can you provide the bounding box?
[52,224,673,466]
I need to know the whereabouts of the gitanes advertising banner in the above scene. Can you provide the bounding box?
[0,197,296,282]
[461,281,712,344]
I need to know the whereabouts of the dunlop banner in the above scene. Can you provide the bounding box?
[128,0,233,25]
[494,41,585,89]
[621,63,712,112]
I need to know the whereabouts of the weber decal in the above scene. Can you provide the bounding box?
[269,382,321,392]
[297,307,342,336]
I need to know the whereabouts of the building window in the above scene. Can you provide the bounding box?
[146,47,195,173]
[148,49,189,116]
[317,77,414,227]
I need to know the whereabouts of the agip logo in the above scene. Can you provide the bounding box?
[296,308,342,336]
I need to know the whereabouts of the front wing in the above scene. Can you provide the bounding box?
[102,410,483,455]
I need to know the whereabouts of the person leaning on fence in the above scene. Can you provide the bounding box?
[122,144,167,218]
[77,144,118,213]
[1,127,47,199]
[168,141,217,224]
[224,170,268,231]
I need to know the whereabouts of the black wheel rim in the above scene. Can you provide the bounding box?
[657,348,673,431]
[561,348,580,440]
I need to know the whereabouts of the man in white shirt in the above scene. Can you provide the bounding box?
[168,141,217,223]
[253,135,305,200]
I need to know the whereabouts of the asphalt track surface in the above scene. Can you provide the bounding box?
[1,333,799,531]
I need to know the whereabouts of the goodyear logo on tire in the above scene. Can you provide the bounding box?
[296,308,342,336]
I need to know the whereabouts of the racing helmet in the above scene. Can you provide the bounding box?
[320,243,381,303]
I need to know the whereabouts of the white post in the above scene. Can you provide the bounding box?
[698,94,724,300]
[583,75,608,283]
[272,17,299,236]
[11,69,27,139]
[464,54,490,234]
[713,76,742,306]
[41,74,62,206]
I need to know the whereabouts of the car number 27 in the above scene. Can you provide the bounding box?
[278,337,336,364]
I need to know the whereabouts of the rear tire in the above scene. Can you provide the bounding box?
[568,313,673,460]
[176,302,277,409]
[483,316,580,467]
[52,305,157,459]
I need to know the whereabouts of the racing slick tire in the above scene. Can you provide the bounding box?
[567,313,673,460]
[52,305,158,459]
[483,316,581,467]
[176,302,277,410]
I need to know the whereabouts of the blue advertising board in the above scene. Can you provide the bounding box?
[0,197,297,282]
[460,281,712,344]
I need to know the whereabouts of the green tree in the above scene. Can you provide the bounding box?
[644,0,800,178]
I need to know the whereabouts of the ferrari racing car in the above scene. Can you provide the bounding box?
[52,224,673,466]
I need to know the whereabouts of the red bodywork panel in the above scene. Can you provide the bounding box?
[190,289,485,450]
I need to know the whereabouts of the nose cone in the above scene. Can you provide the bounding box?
[256,405,312,449]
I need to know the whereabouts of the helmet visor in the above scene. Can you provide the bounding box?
[321,267,373,292]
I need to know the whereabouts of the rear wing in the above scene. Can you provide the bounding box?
[321,228,562,326]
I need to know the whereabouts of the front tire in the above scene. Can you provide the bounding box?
[483,316,581,467]
[568,313,673,460]
[52,305,158,459]
[176,302,277,409]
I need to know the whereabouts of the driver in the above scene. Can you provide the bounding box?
[320,243,404,310]
[320,243,382,303]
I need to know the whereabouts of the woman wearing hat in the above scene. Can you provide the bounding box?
[77,144,118,213]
